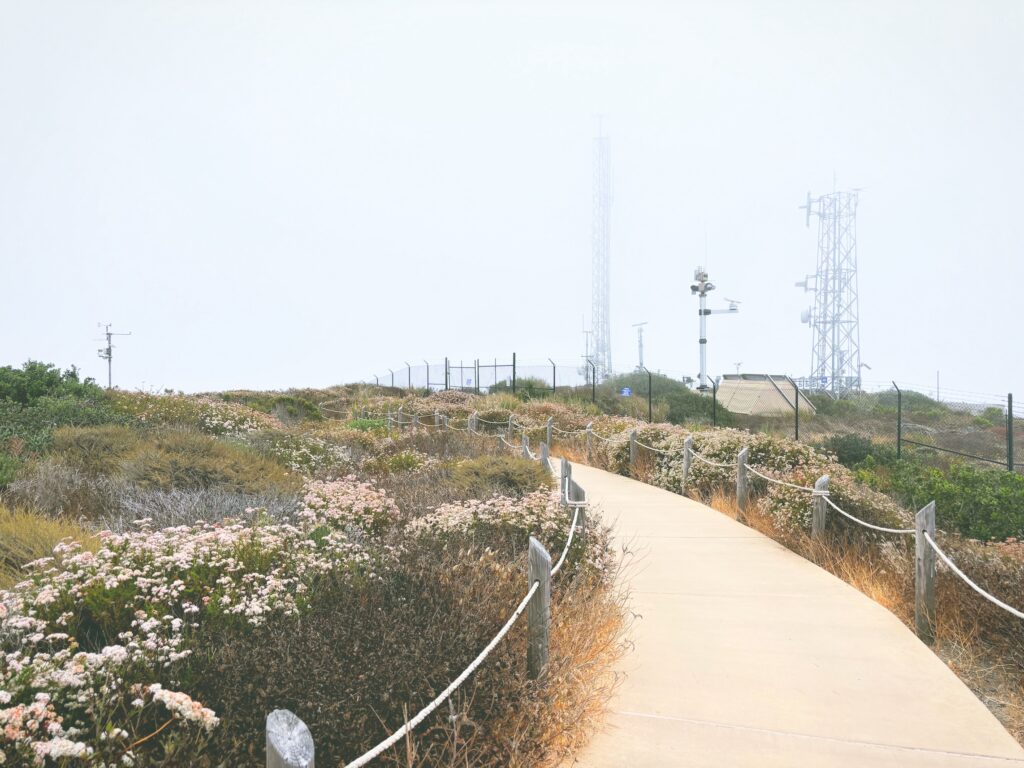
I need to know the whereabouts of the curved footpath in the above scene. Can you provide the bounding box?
[562,462,1024,767]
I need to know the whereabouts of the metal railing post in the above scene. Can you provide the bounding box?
[445,357,450,390]
[266,710,314,768]
[683,436,693,488]
[736,447,749,521]
[898,386,903,457]
[915,502,937,645]
[811,475,829,540]
[527,537,551,680]
[1008,393,1014,472]
[794,379,800,441]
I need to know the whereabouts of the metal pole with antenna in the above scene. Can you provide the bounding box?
[642,366,653,423]
[632,322,647,371]
[96,323,131,390]
[548,358,556,393]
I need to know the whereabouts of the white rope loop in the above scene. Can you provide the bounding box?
[923,532,1024,620]
[821,496,915,535]
[634,440,671,455]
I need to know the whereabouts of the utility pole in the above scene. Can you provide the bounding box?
[633,322,647,371]
[96,323,131,389]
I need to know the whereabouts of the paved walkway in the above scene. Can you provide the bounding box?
[563,462,1024,767]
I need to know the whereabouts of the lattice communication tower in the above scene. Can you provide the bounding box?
[796,189,862,394]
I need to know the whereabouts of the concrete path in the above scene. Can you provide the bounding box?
[563,462,1024,767]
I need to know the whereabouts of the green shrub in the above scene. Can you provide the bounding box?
[857,459,1024,540]
[220,392,323,423]
[362,450,425,476]
[0,395,128,456]
[0,503,96,589]
[49,425,300,495]
[0,360,102,404]
[451,455,553,498]
[346,417,387,432]
[816,432,896,468]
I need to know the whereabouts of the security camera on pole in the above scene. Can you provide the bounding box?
[689,267,738,391]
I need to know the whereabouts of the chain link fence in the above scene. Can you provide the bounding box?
[362,359,1020,476]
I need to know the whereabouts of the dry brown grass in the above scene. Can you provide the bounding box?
[705,487,1024,744]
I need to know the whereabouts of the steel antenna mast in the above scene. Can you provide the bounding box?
[591,117,612,381]
[96,323,132,389]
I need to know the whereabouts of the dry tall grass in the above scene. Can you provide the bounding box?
[0,503,96,589]
[705,487,1024,743]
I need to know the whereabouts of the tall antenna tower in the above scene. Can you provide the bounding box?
[96,323,132,389]
[591,122,612,380]
[796,188,862,394]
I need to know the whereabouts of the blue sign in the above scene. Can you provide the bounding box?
[620,387,632,397]
[820,376,828,386]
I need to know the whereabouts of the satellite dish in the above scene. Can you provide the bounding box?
[800,309,812,324]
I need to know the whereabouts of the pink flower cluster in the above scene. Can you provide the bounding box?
[299,477,401,537]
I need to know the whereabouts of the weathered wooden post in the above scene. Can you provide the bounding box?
[540,441,550,465]
[527,537,551,680]
[442,415,449,430]
[682,436,693,488]
[586,422,593,462]
[569,479,587,542]
[434,411,440,427]
[629,430,637,469]
[469,411,478,432]
[915,501,937,645]
[522,434,530,458]
[412,413,420,429]
[266,710,314,768]
[736,447,749,521]
[508,414,514,439]
[546,416,553,448]
[811,475,829,540]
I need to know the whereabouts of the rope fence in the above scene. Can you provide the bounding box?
[271,415,589,768]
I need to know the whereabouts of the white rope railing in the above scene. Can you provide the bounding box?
[343,580,540,768]
[634,439,671,455]
[821,496,915,535]
[551,508,581,577]
[923,532,1024,620]
[743,464,824,495]
[686,446,736,469]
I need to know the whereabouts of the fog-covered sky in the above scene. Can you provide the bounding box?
[2,1,1021,400]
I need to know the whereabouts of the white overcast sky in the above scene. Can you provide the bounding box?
[1,1,1021,400]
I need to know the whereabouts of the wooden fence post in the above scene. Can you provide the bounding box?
[443,415,449,430]
[629,430,637,468]
[508,415,514,439]
[522,434,530,458]
[736,447,749,521]
[569,478,587,543]
[434,411,440,427]
[469,412,478,432]
[540,442,550,463]
[546,416,553,448]
[266,709,314,768]
[811,475,829,540]
[915,502,937,645]
[682,436,693,488]
[527,537,551,680]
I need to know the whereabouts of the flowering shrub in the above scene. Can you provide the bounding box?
[110,392,281,436]
[299,478,401,537]
[244,430,352,476]
[0,477,392,766]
